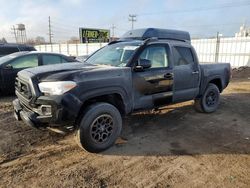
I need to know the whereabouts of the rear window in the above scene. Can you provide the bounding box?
[0,46,19,56]
[173,46,194,66]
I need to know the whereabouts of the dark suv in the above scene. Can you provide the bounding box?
[0,43,36,57]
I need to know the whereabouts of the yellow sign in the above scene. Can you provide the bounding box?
[79,28,110,43]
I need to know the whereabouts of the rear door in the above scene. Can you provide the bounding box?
[172,45,200,102]
[132,44,174,110]
[2,54,39,92]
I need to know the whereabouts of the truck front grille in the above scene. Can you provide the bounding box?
[15,78,32,100]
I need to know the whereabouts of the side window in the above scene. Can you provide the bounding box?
[121,50,134,62]
[42,55,62,65]
[139,46,169,68]
[173,46,194,66]
[9,55,38,69]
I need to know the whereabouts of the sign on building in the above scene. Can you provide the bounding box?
[79,28,110,43]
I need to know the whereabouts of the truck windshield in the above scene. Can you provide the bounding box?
[85,42,141,67]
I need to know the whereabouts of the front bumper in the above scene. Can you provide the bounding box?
[13,99,39,128]
[13,93,82,128]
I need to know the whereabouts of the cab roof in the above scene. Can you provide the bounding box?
[121,28,190,42]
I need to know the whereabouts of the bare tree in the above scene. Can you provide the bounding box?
[35,36,46,44]
[67,36,79,44]
[0,38,7,43]
[26,38,36,45]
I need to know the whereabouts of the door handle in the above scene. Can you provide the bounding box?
[192,71,199,74]
[164,73,173,79]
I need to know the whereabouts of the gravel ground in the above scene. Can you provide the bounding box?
[0,73,249,188]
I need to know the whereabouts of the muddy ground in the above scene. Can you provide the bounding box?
[0,72,250,188]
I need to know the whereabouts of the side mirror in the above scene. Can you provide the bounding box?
[135,59,151,71]
[4,64,13,70]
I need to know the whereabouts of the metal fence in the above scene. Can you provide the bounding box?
[35,43,108,57]
[35,37,250,67]
[192,37,250,67]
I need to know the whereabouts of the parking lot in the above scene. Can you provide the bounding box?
[0,68,249,188]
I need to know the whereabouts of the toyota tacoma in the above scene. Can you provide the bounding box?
[13,28,231,152]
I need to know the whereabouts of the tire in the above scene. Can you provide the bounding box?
[194,83,220,113]
[75,102,122,153]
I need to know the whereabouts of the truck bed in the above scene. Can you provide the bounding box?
[199,63,231,94]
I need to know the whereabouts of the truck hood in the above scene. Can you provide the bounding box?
[19,62,128,82]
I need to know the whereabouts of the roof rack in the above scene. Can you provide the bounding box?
[143,37,158,44]
[121,28,191,42]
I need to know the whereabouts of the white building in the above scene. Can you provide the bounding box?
[235,24,250,37]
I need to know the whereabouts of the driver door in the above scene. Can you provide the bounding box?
[132,44,174,110]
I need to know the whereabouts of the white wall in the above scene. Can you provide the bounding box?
[35,43,107,56]
[192,37,250,67]
[35,37,250,67]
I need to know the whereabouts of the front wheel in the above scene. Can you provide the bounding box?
[75,102,122,153]
[194,83,220,113]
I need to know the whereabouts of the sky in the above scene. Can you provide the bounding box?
[0,0,250,43]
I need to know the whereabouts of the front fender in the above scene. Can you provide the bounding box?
[79,86,133,114]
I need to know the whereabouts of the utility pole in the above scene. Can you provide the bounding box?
[128,14,137,29]
[111,24,116,41]
[48,16,53,44]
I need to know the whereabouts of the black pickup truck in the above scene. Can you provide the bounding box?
[13,28,231,152]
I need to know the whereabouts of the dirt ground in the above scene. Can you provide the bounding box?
[0,70,250,188]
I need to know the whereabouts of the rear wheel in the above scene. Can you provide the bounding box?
[194,83,220,113]
[75,102,122,153]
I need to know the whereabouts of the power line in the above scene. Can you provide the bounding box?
[50,20,247,42]
[138,1,250,16]
[30,1,249,43]
[175,22,249,29]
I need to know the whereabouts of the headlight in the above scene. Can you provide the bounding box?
[38,81,77,95]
